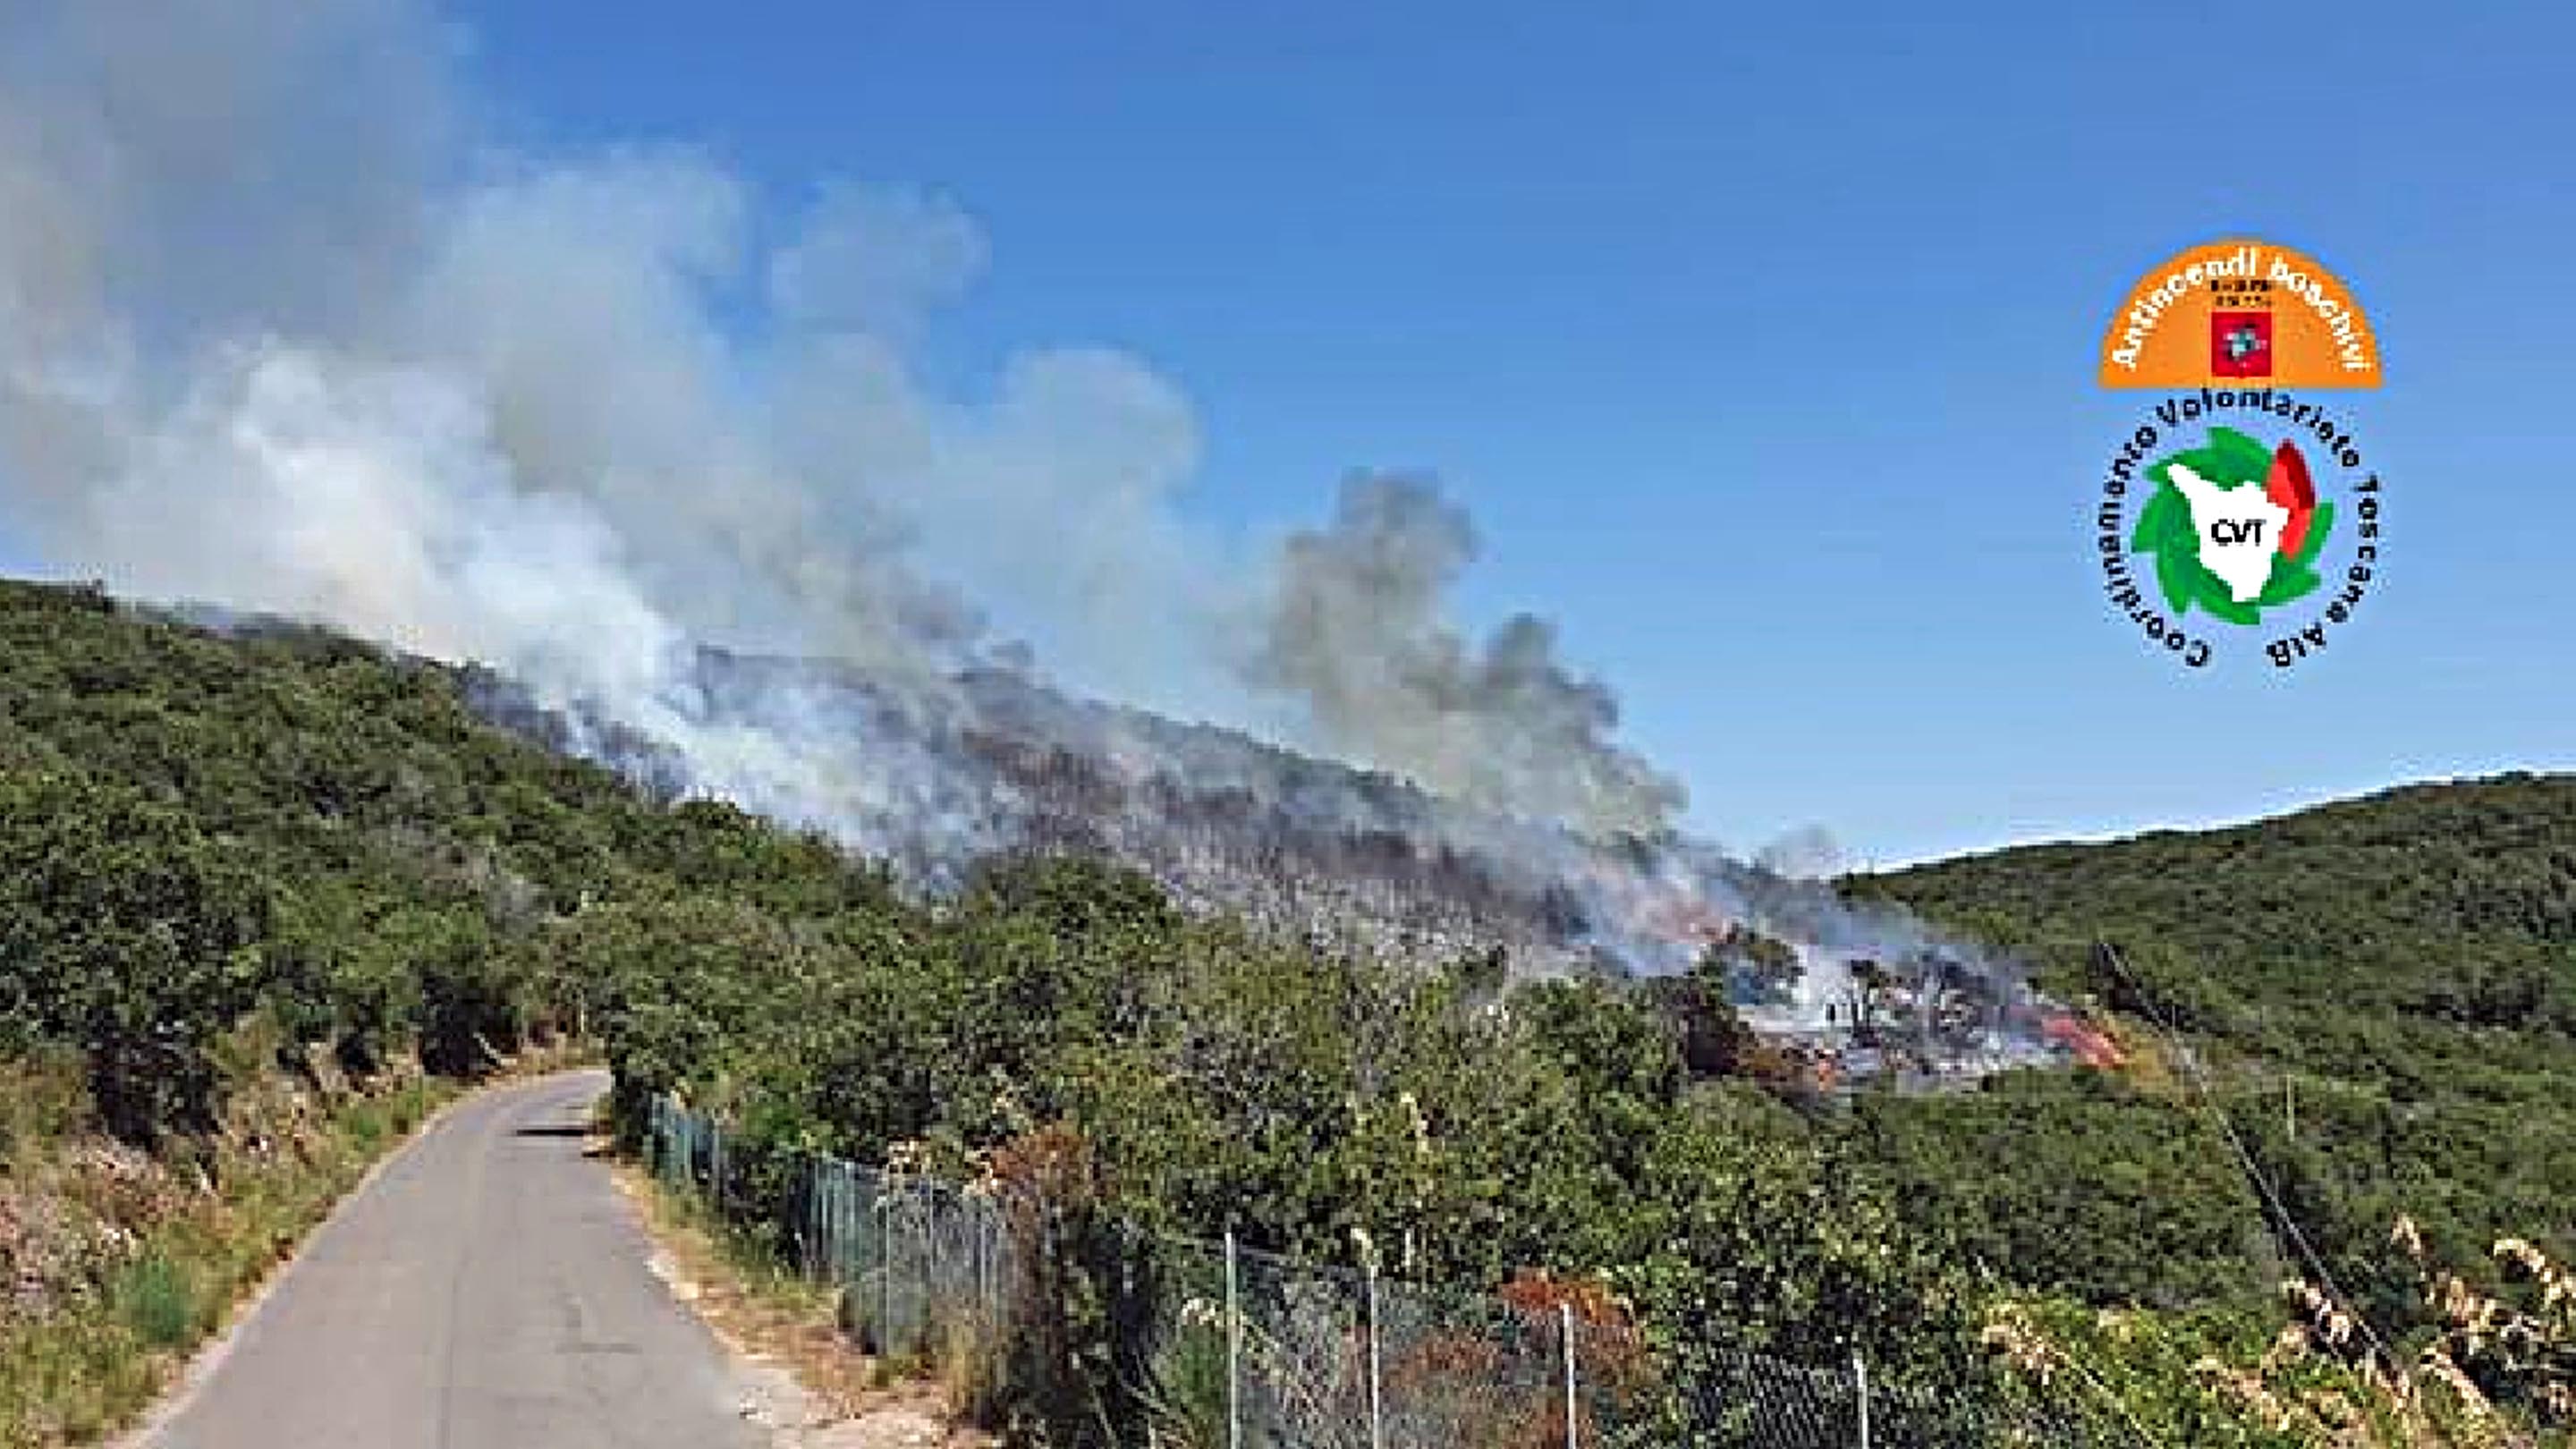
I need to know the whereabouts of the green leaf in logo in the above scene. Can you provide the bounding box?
[2292,498,2336,570]
[2195,573,2260,625]
[2202,427,2272,487]
[2145,449,2206,489]
[2132,486,2182,552]
[2153,540,2199,614]
[2158,487,2199,553]
[2258,559,2323,608]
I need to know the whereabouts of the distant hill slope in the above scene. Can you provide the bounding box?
[1854,773,2576,1046]
[1851,775,2576,1323]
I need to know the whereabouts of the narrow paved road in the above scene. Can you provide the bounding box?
[142,1071,763,1449]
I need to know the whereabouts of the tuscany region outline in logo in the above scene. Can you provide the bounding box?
[2131,423,2328,625]
[2092,238,2386,672]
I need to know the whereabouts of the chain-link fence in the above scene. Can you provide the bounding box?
[644,1097,2133,1447]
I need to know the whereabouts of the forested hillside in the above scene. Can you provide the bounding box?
[2,577,2569,1445]
[0,578,717,1140]
[1853,778,2576,1333]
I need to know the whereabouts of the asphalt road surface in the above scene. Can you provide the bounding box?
[141,1070,764,1449]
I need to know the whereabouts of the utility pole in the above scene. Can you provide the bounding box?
[1365,1262,1383,1449]
[1225,1229,1241,1449]
[1853,1349,1872,1449]
[1561,1303,1579,1449]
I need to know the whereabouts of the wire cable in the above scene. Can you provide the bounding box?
[2092,938,2393,1368]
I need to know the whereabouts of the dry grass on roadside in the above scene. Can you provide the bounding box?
[1,1037,597,1449]
[607,1151,991,1447]
[0,1052,451,1448]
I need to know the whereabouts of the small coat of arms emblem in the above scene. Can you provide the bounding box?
[2210,310,2272,377]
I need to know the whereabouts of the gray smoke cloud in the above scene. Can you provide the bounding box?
[1756,825,1847,882]
[0,0,1673,845]
[0,4,2118,1082]
[1248,474,1687,838]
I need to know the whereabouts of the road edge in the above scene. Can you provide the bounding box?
[606,1152,990,1448]
[106,1067,606,1449]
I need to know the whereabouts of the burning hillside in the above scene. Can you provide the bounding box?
[453,643,2113,1086]
[0,0,2112,1088]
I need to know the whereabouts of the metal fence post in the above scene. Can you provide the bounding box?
[979,1202,999,1330]
[796,1159,812,1277]
[1225,1228,1242,1449]
[1561,1302,1579,1449]
[1365,1260,1384,1449]
[1852,1349,1871,1449]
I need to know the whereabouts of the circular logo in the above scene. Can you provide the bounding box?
[2094,391,2382,670]
[2091,240,2385,672]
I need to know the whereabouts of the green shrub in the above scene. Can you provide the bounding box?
[113,1252,199,1351]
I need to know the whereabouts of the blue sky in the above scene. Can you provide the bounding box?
[21,2,2573,864]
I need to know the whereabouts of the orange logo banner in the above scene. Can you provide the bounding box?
[2097,239,2381,389]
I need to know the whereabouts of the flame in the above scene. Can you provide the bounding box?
[2040,1013,2125,1070]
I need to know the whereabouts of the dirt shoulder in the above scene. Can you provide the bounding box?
[606,1149,993,1449]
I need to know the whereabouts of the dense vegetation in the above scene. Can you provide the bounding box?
[1855,784,2576,1332]
[0,580,626,1142]
[1,576,2568,1444]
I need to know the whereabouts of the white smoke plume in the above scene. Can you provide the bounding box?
[0,0,1674,842]
[0,3,2115,1080]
